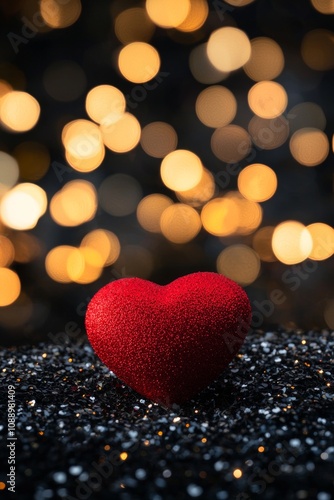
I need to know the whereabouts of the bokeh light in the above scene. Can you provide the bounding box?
[310,0,334,14]
[248,115,289,150]
[0,91,40,132]
[62,119,103,161]
[161,150,203,191]
[0,236,15,267]
[201,197,239,237]
[211,125,252,163]
[43,60,86,102]
[146,0,191,28]
[238,164,277,202]
[137,194,174,233]
[115,7,155,44]
[85,85,126,125]
[207,27,251,72]
[118,42,160,84]
[80,229,121,267]
[50,180,97,227]
[160,204,202,243]
[272,221,313,265]
[98,174,143,216]
[13,142,50,181]
[176,0,209,32]
[101,112,141,153]
[67,247,103,284]
[252,226,277,262]
[224,0,255,5]
[45,246,78,283]
[227,192,263,235]
[1,183,47,230]
[288,102,326,134]
[289,128,329,167]
[65,146,105,173]
[243,37,284,81]
[248,81,288,119]
[217,245,261,286]
[195,86,237,128]
[40,0,82,29]
[0,152,19,192]
[189,44,229,84]
[176,168,216,207]
[307,223,334,261]
[301,29,334,71]
[0,268,21,306]
[140,122,178,158]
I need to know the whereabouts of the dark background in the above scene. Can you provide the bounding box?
[0,0,333,346]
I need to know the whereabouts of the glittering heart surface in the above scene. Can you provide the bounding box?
[85,272,251,406]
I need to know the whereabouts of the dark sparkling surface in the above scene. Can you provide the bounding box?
[0,329,333,500]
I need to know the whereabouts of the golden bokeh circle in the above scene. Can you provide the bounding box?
[118,42,160,84]
[244,37,284,81]
[301,29,334,71]
[146,0,191,28]
[195,86,237,128]
[272,221,313,265]
[248,115,289,150]
[238,163,277,202]
[137,194,174,233]
[207,27,251,72]
[310,0,334,14]
[101,112,141,153]
[85,85,126,125]
[0,268,21,306]
[307,223,334,261]
[211,125,252,163]
[252,226,277,262]
[140,122,178,158]
[115,7,155,44]
[248,81,288,119]
[40,0,82,28]
[0,91,40,132]
[289,128,329,166]
[81,229,121,267]
[160,150,203,191]
[160,204,202,243]
[217,245,261,286]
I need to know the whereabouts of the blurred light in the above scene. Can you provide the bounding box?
[118,42,160,84]
[50,180,97,227]
[248,81,288,119]
[176,0,209,32]
[81,229,121,267]
[211,125,252,163]
[146,0,191,28]
[189,43,229,84]
[217,245,260,286]
[248,115,289,150]
[224,0,254,4]
[43,60,86,102]
[0,91,40,132]
[207,27,251,72]
[324,300,334,329]
[0,80,12,100]
[13,142,50,181]
[195,86,237,128]
[0,268,21,306]
[1,183,47,230]
[229,192,262,235]
[160,204,202,243]
[98,174,143,216]
[45,245,78,283]
[307,223,334,261]
[252,226,277,262]
[65,145,105,173]
[40,0,82,28]
[244,37,284,81]
[12,233,42,263]
[301,29,334,71]
[115,7,155,44]
[85,85,126,126]
[140,122,178,158]
[67,247,103,284]
[289,128,329,166]
[272,221,313,265]
[0,152,19,192]
[232,468,243,479]
[137,194,174,232]
[20,0,51,33]
[201,197,239,236]
[288,102,326,134]
[160,150,203,191]
[310,0,334,14]
[0,236,15,267]
[119,245,154,279]
[62,119,103,161]
[238,164,277,202]
[101,112,141,153]
[176,168,216,207]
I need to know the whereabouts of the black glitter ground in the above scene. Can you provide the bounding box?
[0,329,333,500]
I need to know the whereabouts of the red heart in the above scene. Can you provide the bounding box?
[85,272,251,406]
